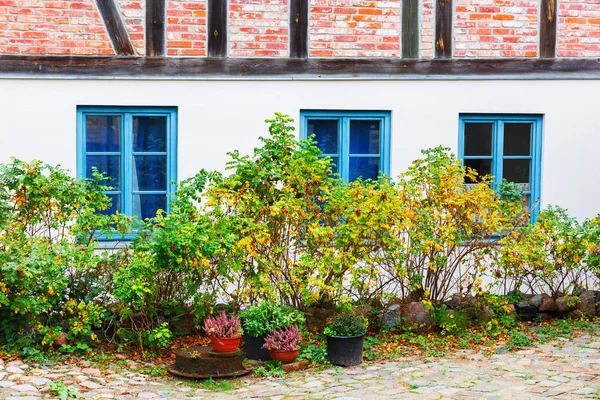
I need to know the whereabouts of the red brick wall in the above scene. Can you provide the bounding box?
[454,0,539,57]
[2,0,600,59]
[118,0,144,55]
[308,0,401,57]
[421,0,434,57]
[0,0,114,55]
[166,0,207,56]
[557,0,600,57]
[229,0,289,57]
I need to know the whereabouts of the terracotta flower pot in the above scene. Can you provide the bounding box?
[53,332,68,348]
[210,336,241,353]
[268,348,300,364]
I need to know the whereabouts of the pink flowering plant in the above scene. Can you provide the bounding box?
[262,325,301,352]
[203,311,243,338]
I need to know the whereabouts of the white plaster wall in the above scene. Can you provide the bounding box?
[0,79,599,220]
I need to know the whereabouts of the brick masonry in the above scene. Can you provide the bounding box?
[0,0,600,58]
[0,0,115,55]
[557,0,600,57]
[117,0,144,55]
[229,0,289,57]
[166,0,207,56]
[308,0,401,57]
[454,0,539,57]
[421,0,434,57]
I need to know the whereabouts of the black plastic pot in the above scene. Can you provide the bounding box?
[326,334,364,367]
[243,333,271,361]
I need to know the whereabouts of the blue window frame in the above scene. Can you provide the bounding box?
[300,110,391,182]
[76,106,177,223]
[458,114,542,218]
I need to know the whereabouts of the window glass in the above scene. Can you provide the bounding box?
[459,115,541,220]
[86,154,121,189]
[302,111,390,183]
[133,155,167,191]
[503,159,530,185]
[503,123,531,156]
[85,116,120,152]
[133,194,167,220]
[309,120,338,155]
[133,116,167,152]
[349,157,380,181]
[464,123,493,156]
[464,158,492,182]
[78,107,176,233]
[350,120,380,155]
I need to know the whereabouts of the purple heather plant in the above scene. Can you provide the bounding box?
[203,311,243,338]
[262,325,301,352]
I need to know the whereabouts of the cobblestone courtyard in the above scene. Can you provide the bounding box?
[2,333,600,400]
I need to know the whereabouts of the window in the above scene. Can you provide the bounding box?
[458,114,542,217]
[300,111,391,182]
[77,106,177,221]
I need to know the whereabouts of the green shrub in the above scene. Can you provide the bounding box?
[324,309,368,337]
[0,159,128,350]
[112,169,225,347]
[432,305,470,336]
[508,330,531,349]
[498,206,588,297]
[202,113,361,308]
[239,302,305,337]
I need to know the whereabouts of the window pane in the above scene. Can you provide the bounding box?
[133,155,167,191]
[100,194,120,216]
[86,155,120,190]
[85,115,120,152]
[503,159,530,184]
[350,120,380,154]
[308,120,338,154]
[464,123,493,156]
[464,158,492,183]
[503,123,531,156]
[133,194,166,220]
[349,157,380,181]
[133,116,167,152]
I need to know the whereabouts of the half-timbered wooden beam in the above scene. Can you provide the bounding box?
[1,57,599,79]
[95,0,135,56]
[540,0,557,58]
[290,0,308,58]
[435,0,452,58]
[208,0,228,58]
[146,0,166,57]
[402,0,419,59]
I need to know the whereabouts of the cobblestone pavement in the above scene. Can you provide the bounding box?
[2,334,600,400]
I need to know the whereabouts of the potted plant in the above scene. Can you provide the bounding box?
[262,325,301,363]
[324,309,368,367]
[239,302,305,360]
[203,311,243,353]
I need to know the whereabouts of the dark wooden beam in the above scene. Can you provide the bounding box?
[208,0,227,58]
[402,0,419,59]
[146,0,166,57]
[95,0,135,56]
[1,56,600,78]
[290,0,308,58]
[540,0,557,58]
[435,0,452,58]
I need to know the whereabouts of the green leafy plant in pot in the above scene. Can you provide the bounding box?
[239,302,305,361]
[324,310,368,367]
[262,325,301,364]
[203,311,243,353]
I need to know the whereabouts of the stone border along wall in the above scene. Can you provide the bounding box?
[375,290,600,330]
